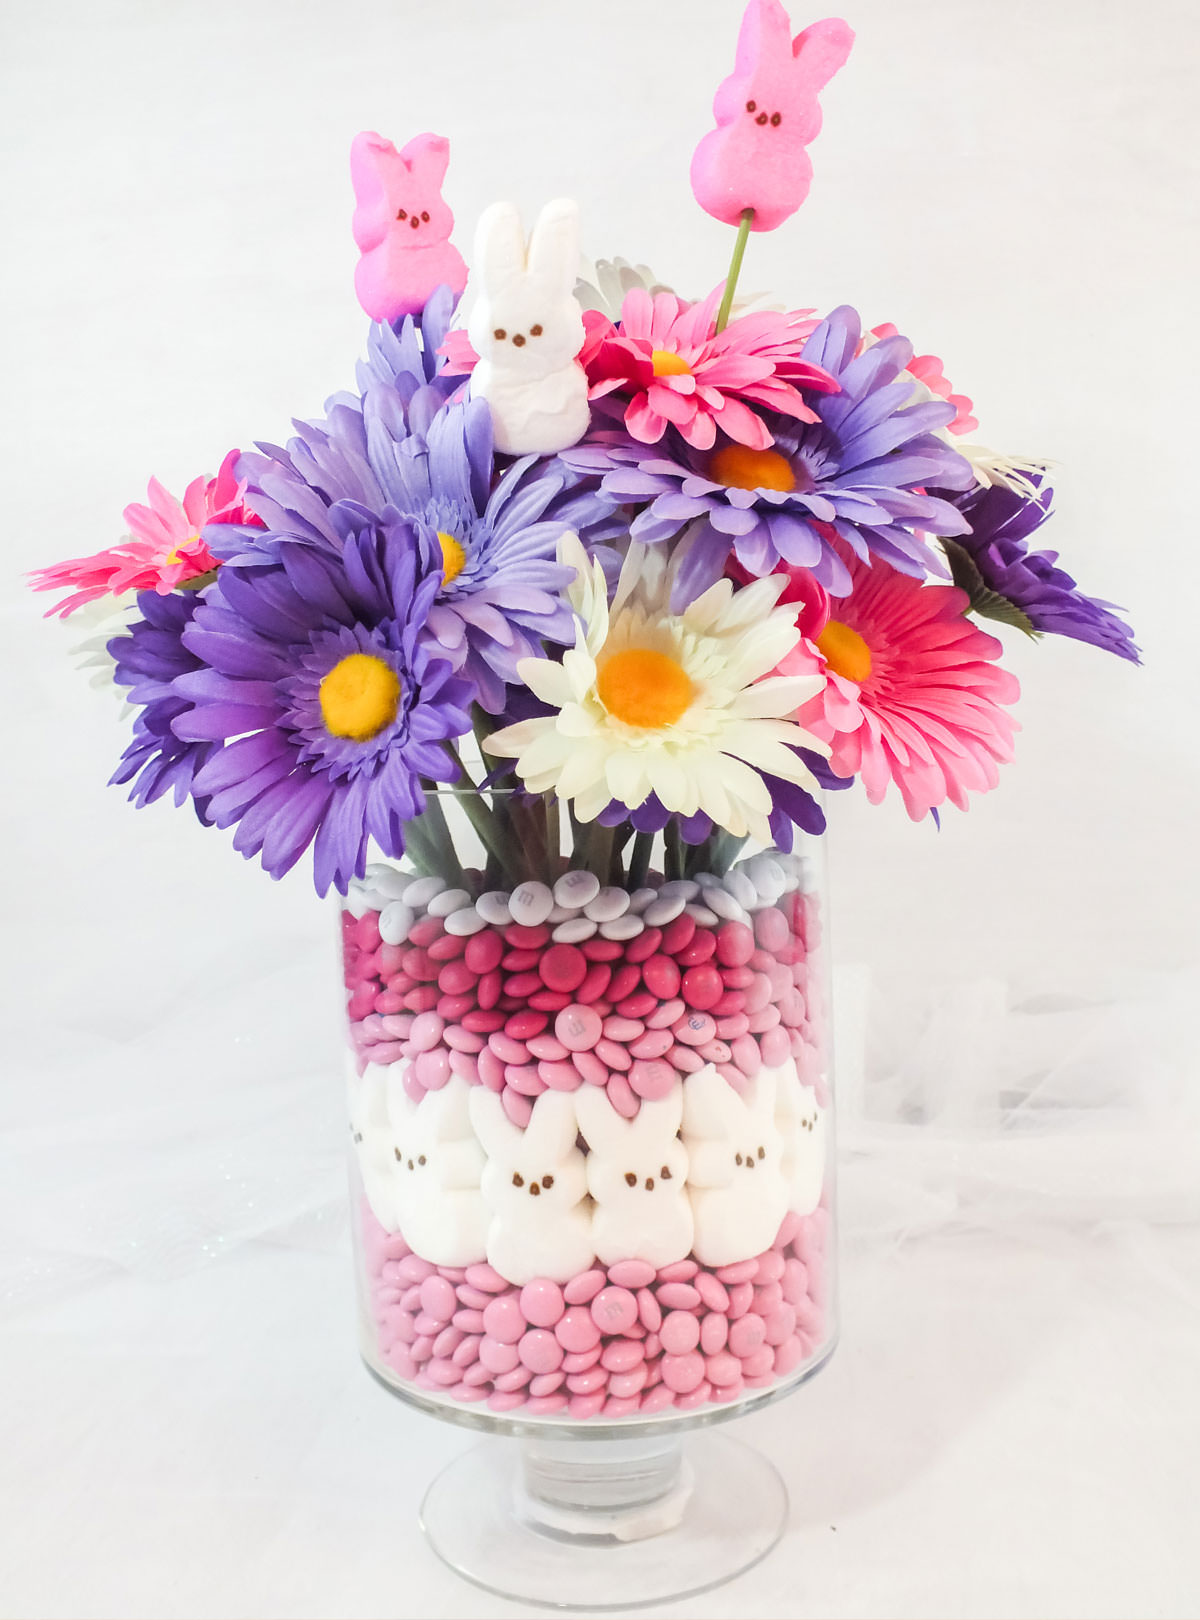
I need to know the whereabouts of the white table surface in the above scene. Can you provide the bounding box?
[3,0,1199,1614]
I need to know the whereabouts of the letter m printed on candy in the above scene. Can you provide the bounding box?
[691,2,855,232]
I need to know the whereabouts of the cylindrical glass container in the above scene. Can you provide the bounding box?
[338,789,835,1604]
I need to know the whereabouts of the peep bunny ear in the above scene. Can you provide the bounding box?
[423,1074,473,1139]
[526,198,580,292]
[748,1067,779,1120]
[791,17,855,88]
[475,201,526,293]
[525,1091,580,1159]
[628,1091,683,1142]
[575,1086,625,1153]
[683,1064,743,1136]
[468,1085,520,1156]
[406,132,450,188]
[738,0,794,68]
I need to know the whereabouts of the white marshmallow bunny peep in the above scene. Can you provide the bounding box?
[348,1059,396,1230]
[386,1074,488,1267]
[682,1065,789,1266]
[467,198,591,454]
[773,1059,827,1217]
[469,1089,594,1283]
[575,1088,694,1269]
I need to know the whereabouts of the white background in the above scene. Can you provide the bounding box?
[2,1,1199,1615]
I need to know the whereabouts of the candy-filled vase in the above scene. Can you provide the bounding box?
[340,790,835,1606]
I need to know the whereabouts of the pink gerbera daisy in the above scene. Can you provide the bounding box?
[30,450,257,618]
[782,546,1020,819]
[870,322,979,437]
[586,285,839,450]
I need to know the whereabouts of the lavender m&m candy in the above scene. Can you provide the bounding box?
[555,1004,603,1052]
[444,906,487,937]
[509,881,554,926]
[584,886,630,923]
[554,870,601,911]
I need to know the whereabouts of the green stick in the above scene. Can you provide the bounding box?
[714,208,755,334]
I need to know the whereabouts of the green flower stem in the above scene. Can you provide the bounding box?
[417,784,465,884]
[714,208,755,334]
[628,829,654,890]
[664,820,684,883]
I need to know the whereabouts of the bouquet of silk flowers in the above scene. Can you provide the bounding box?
[31,2,1139,900]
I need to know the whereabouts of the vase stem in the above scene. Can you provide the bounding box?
[515,1436,691,1544]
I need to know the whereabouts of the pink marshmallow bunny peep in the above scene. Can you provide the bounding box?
[690,3,854,232]
[350,130,468,322]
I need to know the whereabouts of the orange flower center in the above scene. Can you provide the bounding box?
[436,531,467,584]
[708,445,796,493]
[596,648,694,728]
[651,349,691,377]
[319,653,402,740]
[816,619,872,684]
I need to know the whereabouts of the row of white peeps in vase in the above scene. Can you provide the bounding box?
[349,1059,827,1283]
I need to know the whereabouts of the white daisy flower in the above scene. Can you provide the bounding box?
[484,533,829,840]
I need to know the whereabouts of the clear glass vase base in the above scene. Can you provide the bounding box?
[419,1431,788,1610]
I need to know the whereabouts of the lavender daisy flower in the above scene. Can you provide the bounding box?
[376,397,621,709]
[563,305,975,598]
[108,589,220,824]
[169,514,473,894]
[945,478,1140,663]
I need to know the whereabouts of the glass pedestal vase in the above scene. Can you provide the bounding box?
[340,790,835,1607]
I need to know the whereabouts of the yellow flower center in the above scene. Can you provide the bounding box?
[437,531,467,584]
[816,619,872,684]
[596,648,694,729]
[319,653,402,741]
[651,349,691,378]
[708,445,796,493]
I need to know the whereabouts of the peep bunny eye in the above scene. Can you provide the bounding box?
[661,1165,671,1179]
[542,1174,554,1189]
[494,328,506,340]
[421,210,430,222]
[397,208,408,220]
[512,1171,523,1187]
[757,1146,765,1159]
[392,1145,401,1160]
[771,112,782,127]
[530,324,543,337]
[418,1154,427,1166]
[746,99,756,112]
[625,1171,637,1187]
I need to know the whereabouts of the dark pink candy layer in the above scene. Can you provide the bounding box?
[361,1204,831,1419]
[343,891,830,1119]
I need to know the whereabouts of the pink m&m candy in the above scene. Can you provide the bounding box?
[590,1286,638,1335]
[660,1311,701,1355]
[681,964,722,1010]
[629,1059,675,1100]
[540,943,588,994]
[482,1294,526,1344]
[520,1279,565,1328]
[555,1004,603,1052]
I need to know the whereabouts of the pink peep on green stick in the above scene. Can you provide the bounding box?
[691,2,854,233]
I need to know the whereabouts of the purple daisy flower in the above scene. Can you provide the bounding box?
[376,397,620,709]
[108,589,220,823]
[946,478,1140,663]
[562,305,975,598]
[168,513,473,894]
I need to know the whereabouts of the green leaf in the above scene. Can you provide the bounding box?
[941,538,1041,639]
